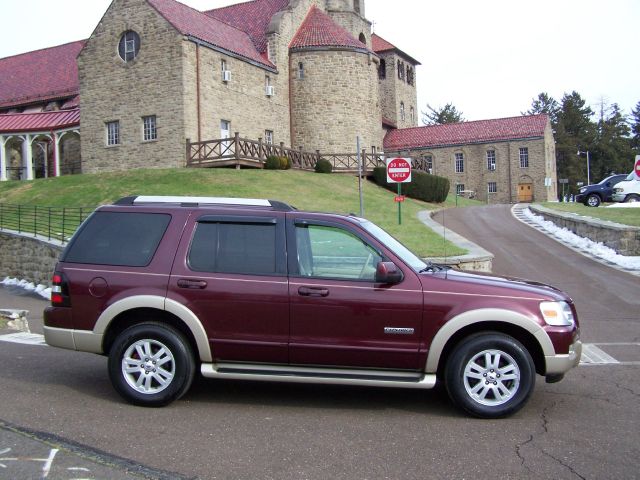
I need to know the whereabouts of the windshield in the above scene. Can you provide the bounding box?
[360,220,427,272]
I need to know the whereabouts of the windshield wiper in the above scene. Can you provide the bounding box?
[420,262,451,273]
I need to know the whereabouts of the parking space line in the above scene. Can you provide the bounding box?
[0,332,46,346]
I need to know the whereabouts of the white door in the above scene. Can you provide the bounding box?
[220,120,231,155]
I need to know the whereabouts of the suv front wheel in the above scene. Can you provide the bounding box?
[444,333,535,418]
[585,193,601,207]
[108,322,196,407]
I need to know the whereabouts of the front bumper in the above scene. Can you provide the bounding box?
[612,193,626,202]
[545,339,582,375]
[575,194,586,203]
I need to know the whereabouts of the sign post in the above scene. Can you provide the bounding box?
[386,157,412,225]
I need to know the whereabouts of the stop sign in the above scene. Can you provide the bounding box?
[634,155,640,180]
[386,157,412,183]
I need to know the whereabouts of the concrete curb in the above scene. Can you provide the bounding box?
[418,210,494,272]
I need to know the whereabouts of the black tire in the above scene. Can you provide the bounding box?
[585,194,601,207]
[624,194,640,203]
[444,333,535,418]
[108,322,195,407]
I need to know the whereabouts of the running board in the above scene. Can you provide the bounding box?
[201,363,437,389]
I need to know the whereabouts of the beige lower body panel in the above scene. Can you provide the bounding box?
[545,340,582,374]
[43,326,103,354]
[201,363,437,389]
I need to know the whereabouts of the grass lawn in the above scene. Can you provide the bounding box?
[538,202,640,227]
[0,168,482,257]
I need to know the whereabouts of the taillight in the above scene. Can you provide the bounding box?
[51,272,70,307]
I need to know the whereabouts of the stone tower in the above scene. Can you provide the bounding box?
[325,0,372,48]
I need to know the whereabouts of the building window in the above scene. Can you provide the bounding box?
[488,182,497,193]
[265,130,274,144]
[353,0,360,14]
[397,60,405,81]
[456,183,465,195]
[118,31,140,62]
[407,66,414,86]
[520,147,529,168]
[298,62,304,80]
[221,59,230,82]
[265,75,274,96]
[423,154,433,173]
[455,153,464,173]
[142,115,157,141]
[378,59,386,80]
[410,106,415,124]
[106,121,120,146]
[487,150,496,171]
[400,102,405,121]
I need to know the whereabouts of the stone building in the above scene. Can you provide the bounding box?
[384,114,557,203]
[0,0,556,202]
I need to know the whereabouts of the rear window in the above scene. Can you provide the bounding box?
[63,212,171,266]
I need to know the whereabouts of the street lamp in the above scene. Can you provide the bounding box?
[577,150,591,185]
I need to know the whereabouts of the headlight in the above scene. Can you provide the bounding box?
[579,187,586,193]
[614,187,623,193]
[540,301,575,326]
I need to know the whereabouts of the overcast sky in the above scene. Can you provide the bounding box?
[2,0,638,122]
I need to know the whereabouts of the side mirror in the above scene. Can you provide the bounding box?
[375,261,403,284]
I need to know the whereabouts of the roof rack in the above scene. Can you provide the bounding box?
[113,196,295,211]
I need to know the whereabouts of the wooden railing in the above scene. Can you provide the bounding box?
[186,133,405,173]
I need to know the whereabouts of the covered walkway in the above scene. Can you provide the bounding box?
[0,109,80,181]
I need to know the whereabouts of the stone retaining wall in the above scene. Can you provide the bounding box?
[530,205,640,256]
[0,231,63,285]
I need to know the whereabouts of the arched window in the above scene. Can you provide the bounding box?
[410,106,415,124]
[358,33,366,46]
[353,0,361,14]
[298,62,304,80]
[378,59,386,80]
[400,102,405,121]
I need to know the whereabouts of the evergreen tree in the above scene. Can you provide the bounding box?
[591,103,634,179]
[523,92,560,125]
[421,103,464,125]
[554,92,596,191]
[631,101,640,153]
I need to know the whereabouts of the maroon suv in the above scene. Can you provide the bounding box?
[44,196,581,418]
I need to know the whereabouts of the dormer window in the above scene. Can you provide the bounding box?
[118,31,140,63]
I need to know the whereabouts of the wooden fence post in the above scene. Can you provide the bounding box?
[185,138,191,166]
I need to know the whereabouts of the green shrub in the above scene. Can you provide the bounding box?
[372,167,450,203]
[265,156,281,170]
[279,156,292,170]
[315,158,333,174]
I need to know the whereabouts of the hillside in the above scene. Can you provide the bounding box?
[0,168,477,257]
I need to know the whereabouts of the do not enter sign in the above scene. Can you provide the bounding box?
[386,157,412,183]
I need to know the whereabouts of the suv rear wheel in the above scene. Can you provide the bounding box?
[108,322,195,407]
[444,333,535,418]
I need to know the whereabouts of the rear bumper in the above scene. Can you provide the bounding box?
[545,340,582,375]
[44,326,103,354]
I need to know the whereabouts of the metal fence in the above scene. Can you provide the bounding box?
[0,204,92,244]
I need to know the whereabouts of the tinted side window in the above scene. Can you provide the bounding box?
[63,212,171,267]
[189,222,277,275]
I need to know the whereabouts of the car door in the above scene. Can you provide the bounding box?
[167,212,289,364]
[287,215,423,370]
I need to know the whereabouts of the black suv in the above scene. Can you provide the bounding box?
[575,174,628,207]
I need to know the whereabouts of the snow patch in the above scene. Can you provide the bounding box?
[1,277,51,300]
[523,209,640,270]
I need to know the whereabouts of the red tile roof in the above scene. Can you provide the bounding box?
[371,33,420,65]
[148,0,275,69]
[384,115,549,151]
[0,41,85,110]
[205,0,289,54]
[290,6,368,50]
[0,108,80,134]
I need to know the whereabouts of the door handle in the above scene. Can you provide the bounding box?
[177,279,208,289]
[298,286,329,297]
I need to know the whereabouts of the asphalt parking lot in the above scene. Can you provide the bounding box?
[0,204,638,479]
